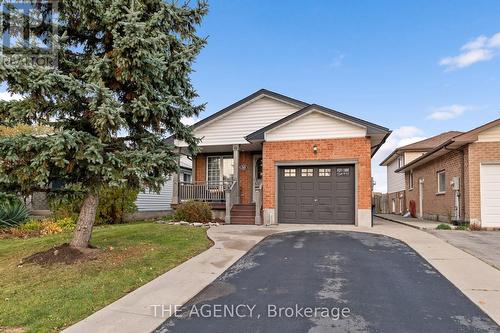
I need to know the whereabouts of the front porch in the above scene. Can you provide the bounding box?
[172,144,263,225]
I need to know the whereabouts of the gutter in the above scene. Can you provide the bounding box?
[371,131,392,157]
[395,139,455,173]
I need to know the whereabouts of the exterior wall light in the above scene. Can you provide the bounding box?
[313,144,318,154]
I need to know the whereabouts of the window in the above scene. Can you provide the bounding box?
[207,156,234,184]
[336,167,350,177]
[397,155,405,169]
[409,170,414,190]
[284,169,296,177]
[301,168,313,177]
[319,168,331,177]
[182,173,192,183]
[437,170,446,194]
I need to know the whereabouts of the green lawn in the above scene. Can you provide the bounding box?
[0,223,212,333]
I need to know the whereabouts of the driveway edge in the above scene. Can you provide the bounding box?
[63,219,500,333]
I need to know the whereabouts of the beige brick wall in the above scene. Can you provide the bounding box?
[405,149,465,222]
[387,191,405,214]
[466,141,500,223]
[262,137,372,210]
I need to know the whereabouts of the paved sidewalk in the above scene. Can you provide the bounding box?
[375,213,444,230]
[428,230,500,270]
[63,218,500,333]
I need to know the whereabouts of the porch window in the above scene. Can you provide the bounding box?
[207,156,234,184]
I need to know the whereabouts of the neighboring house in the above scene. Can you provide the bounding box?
[135,156,192,214]
[171,89,391,226]
[380,132,461,215]
[396,119,500,228]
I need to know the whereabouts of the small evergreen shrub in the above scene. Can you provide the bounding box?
[174,201,212,223]
[436,223,452,230]
[455,225,468,230]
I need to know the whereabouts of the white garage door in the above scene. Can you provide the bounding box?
[480,164,500,227]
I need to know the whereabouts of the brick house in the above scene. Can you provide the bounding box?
[171,89,390,226]
[396,119,500,228]
[379,132,460,215]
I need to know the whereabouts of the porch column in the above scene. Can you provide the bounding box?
[233,144,240,204]
[171,151,181,205]
[191,154,196,182]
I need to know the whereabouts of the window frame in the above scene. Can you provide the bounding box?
[409,170,414,190]
[437,170,446,194]
[206,155,234,184]
[397,155,405,169]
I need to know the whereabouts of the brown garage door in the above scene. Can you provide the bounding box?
[278,165,355,224]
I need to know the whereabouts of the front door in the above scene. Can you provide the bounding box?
[252,155,262,203]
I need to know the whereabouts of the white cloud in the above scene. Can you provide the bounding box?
[0,91,22,101]
[427,104,468,120]
[372,126,427,193]
[328,53,345,69]
[439,32,500,70]
[181,116,198,126]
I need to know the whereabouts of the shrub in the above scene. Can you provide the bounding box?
[436,223,452,230]
[96,187,139,224]
[55,216,77,231]
[174,201,212,223]
[40,220,62,235]
[19,219,43,232]
[48,186,139,225]
[0,200,29,228]
[455,225,468,231]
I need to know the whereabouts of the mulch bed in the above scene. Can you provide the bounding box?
[20,243,101,266]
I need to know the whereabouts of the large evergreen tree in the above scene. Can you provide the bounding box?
[0,0,207,248]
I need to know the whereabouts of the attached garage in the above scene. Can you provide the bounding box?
[480,164,500,228]
[277,165,355,224]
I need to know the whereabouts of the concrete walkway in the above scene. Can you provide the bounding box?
[63,218,500,333]
[428,230,500,270]
[375,213,444,229]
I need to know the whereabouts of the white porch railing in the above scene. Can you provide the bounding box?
[179,181,232,202]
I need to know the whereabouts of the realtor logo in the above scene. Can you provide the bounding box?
[1,0,58,67]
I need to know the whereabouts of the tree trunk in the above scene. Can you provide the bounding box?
[70,192,99,248]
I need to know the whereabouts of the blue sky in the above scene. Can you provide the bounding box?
[1,0,499,192]
[187,0,500,191]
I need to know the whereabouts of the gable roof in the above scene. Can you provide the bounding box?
[245,104,390,142]
[379,131,462,166]
[396,118,500,173]
[189,89,309,131]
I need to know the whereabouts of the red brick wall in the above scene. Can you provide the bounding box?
[405,149,465,222]
[467,141,500,222]
[194,154,206,182]
[239,151,253,204]
[193,152,254,204]
[262,138,372,210]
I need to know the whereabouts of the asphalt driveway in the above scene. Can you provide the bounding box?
[154,231,499,333]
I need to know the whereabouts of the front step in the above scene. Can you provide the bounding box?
[231,204,256,225]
